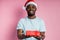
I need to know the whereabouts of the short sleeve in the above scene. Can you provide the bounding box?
[39,19,46,32]
[16,19,24,30]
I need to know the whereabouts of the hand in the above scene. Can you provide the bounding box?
[40,35,45,40]
[32,35,40,39]
[40,32,45,39]
[26,35,32,38]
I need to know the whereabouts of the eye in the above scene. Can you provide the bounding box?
[27,8,30,11]
[32,6,35,8]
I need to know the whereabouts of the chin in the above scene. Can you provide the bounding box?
[28,14,35,16]
[30,13,35,15]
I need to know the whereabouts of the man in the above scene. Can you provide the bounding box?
[17,0,46,40]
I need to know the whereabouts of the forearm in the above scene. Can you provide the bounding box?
[34,32,45,40]
[34,36,44,40]
[17,34,25,39]
[17,34,30,39]
[40,32,45,40]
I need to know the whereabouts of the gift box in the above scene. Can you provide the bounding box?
[26,31,40,37]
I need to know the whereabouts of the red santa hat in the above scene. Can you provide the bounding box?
[23,0,37,10]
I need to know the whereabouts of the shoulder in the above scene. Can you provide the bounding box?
[36,17,44,21]
[18,17,26,23]
[36,17,45,23]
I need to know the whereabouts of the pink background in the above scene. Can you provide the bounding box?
[0,0,60,40]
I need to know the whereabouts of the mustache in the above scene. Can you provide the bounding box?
[30,11,34,13]
[29,11,35,13]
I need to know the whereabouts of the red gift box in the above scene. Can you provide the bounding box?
[26,31,40,37]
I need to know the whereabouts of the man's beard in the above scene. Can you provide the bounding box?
[28,11,35,16]
[28,13,35,16]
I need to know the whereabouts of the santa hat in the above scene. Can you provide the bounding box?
[23,0,37,10]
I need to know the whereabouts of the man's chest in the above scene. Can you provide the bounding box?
[23,20,40,31]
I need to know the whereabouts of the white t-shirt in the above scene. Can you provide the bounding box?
[17,17,46,40]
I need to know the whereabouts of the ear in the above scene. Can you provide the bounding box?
[35,7,37,11]
[26,7,28,11]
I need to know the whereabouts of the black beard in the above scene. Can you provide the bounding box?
[28,13,35,16]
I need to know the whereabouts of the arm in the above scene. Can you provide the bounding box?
[17,29,25,39]
[17,29,31,39]
[33,32,45,40]
[39,19,46,40]
[40,32,45,40]
[17,19,29,39]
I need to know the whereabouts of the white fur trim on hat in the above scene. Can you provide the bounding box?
[26,2,37,8]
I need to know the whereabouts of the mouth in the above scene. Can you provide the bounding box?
[29,11,34,14]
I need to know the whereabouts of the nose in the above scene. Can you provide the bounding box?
[29,6,33,11]
[30,7,33,11]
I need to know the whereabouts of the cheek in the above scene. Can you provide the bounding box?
[33,8,36,10]
[26,9,30,12]
[33,9,36,12]
[31,8,36,11]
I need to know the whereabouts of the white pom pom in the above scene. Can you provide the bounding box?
[23,6,26,10]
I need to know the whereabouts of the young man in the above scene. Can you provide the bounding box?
[17,0,46,40]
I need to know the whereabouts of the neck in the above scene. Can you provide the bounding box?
[28,15,36,19]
